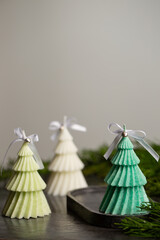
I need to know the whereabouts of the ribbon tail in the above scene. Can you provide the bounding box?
[50,130,59,141]
[1,138,22,175]
[104,133,122,160]
[70,124,87,132]
[136,139,159,162]
[28,143,44,169]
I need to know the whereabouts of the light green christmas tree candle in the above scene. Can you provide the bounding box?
[99,131,152,215]
[2,142,51,219]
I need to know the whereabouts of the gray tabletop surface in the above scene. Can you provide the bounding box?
[0,187,153,240]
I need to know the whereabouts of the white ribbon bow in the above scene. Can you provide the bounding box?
[104,123,159,162]
[49,116,87,141]
[1,128,44,173]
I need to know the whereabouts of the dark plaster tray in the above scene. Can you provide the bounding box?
[67,186,149,228]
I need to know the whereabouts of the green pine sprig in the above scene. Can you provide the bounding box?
[116,201,160,238]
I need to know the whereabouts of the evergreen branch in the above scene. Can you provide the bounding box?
[116,201,160,238]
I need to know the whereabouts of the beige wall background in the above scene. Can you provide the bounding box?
[0,0,160,161]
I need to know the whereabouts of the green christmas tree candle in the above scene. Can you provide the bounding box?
[2,129,51,219]
[99,123,159,216]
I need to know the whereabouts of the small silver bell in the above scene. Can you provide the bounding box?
[25,137,31,143]
[61,125,64,130]
[122,131,128,137]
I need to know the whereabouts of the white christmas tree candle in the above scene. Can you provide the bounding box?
[47,117,88,196]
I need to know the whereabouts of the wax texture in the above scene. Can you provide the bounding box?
[2,143,51,219]
[46,127,88,196]
[99,136,149,215]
